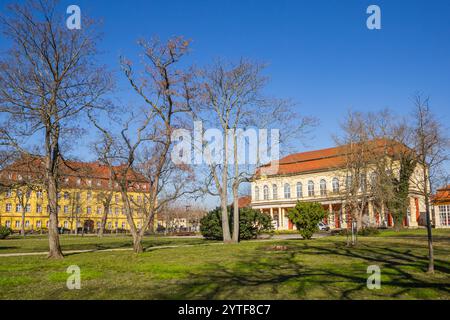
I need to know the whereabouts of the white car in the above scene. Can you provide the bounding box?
[318,222,330,231]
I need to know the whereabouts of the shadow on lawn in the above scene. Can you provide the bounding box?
[151,241,450,300]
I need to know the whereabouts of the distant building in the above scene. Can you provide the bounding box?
[0,156,153,233]
[432,185,450,228]
[251,140,428,230]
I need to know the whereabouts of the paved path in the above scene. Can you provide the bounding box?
[0,233,330,258]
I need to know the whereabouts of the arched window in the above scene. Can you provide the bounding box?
[272,184,278,200]
[360,173,367,192]
[263,185,269,200]
[346,175,353,191]
[254,186,260,201]
[320,179,327,196]
[332,178,340,193]
[308,181,315,197]
[296,182,303,198]
[370,173,377,190]
[284,184,291,199]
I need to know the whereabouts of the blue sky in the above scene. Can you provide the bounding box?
[1,0,449,153]
[1,0,449,205]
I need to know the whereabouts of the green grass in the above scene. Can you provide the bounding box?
[0,229,449,299]
[0,234,210,254]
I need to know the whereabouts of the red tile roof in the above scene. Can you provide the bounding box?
[238,196,252,208]
[432,185,450,204]
[0,155,148,191]
[255,139,410,177]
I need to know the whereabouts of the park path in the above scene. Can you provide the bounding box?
[0,233,328,258]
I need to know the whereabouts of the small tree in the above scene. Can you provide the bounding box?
[288,202,326,240]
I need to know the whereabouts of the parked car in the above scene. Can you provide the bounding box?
[318,222,330,231]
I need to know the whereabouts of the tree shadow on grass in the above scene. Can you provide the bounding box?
[149,241,450,300]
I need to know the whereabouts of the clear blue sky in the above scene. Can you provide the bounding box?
[1,0,449,206]
[1,0,449,153]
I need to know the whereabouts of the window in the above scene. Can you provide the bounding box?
[87,180,92,186]
[320,179,327,196]
[64,206,69,214]
[115,195,119,203]
[5,221,11,228]
[296,182,303,198]
[36,205,42,213]
[76,178,81,186]
[263,185,269,200]
[15,221,20,228]
[308,181,315,197]
[346,175,353,191]
[137,196,142,203]
[64,221,69,229]
[57,206,61,213]
[97,180,101,187]
[36,191,42,198]
[439,205,450,226]
[115,207,119,215]
[97,207,102,215]
[87,206,92,215]
[108,207,112,214]
[96,222,101,228]
[115,222,118,228]
[36,220,41,228]
[64,192,69,200]
[360,174,367,192]
[284,184,291,199]
[46,221,49,228]
[57,192,61,199]
[76,206,81,214]
[87,191,92,201]
[272,184,278,200]
[5,203,11,212]
[5,190,12,197]
[25,220,30,228]
[255,187,260,201]
[107,222,112,229]
[121,222,126,229]
[16,204,22,212]
[25,204,31,213]
[46,205,50,213]
[332,178,340,193]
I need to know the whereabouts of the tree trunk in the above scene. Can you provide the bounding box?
[98,205,109,238]
[45,124,64,259]
[424,193,434,273]
[231,131,239,243]
[21,208,26,237]
[221,132,232,243]
[47,174,63,259]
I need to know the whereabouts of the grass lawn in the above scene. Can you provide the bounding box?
[0,229,449,299]
[0,234,210,254]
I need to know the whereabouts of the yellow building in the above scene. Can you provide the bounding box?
[0,157,153,233]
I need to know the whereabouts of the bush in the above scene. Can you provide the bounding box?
[200,207,273,240]
[0,225,12,239]
[287,202,326,239]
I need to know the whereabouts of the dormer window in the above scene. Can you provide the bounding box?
[87,180,92,186]
[77,178,81,185]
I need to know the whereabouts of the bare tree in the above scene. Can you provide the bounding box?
[90,36,196,253]
[0,0,111,258]
[194,59,313,243]
[410,94,449,273]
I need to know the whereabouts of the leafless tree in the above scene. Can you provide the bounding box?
[335,111,373,245]
[0,0,111,258]
[194,59,314,243]
[90,36,197,253]
[410,94,449,273]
